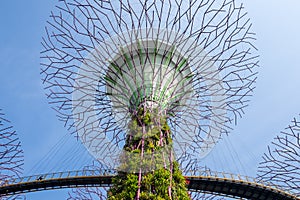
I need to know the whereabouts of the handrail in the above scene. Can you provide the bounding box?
[3,169,117,185]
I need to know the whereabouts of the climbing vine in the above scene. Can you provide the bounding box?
[108,107,190,199]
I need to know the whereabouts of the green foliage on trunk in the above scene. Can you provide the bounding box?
[108,107,190,200]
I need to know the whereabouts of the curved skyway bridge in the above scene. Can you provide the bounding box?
[0,169,298,200]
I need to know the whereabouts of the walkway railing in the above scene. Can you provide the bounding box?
[2,169,116,185]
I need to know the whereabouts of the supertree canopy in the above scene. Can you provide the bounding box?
[41,0,258,199]
[0,110,25,200]
[0,110,24,182]
[257,116,300,196]
[41,0,258,170]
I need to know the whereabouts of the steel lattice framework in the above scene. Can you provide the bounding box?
[0,110,24,182]
[257,115,300,196]
[68,161,110,200]
[41,0,258,170]
[0,110,25,200]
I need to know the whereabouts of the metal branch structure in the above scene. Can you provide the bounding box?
[40,0,258,199]
[0,110,24,182]
[0,109,25,200]
[257,115,300,196]
[67,162,109,200]
[41,0,258,172]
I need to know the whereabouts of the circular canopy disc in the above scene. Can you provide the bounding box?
[73,28,226,166]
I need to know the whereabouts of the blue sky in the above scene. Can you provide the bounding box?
[1,0,300,199]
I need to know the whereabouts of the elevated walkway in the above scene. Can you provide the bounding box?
[0,170,298,199]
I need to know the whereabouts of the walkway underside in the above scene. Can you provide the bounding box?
[187,176,298,200]
[0,175,298,199]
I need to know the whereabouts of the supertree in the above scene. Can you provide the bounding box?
[41,0,258,199]
[0,109,25,200]
[257,115,300,196]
